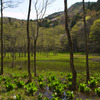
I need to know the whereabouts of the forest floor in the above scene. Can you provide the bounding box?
[0,52,100,100]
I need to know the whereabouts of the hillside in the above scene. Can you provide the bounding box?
[0,0,100,53]
[41,2,98,27]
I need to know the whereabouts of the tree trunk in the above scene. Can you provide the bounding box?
[27,0,32,82]
[34,41,36,77]
[0,0,3,75]
[83,0,89,83]
[64,0,77,90]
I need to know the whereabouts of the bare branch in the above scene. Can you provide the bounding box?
[2,0,22,9]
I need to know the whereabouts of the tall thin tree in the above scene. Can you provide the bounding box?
[83,0,89,83]
[0,0,21,75]
[64,0,77,90]
[27,0,32,82]
[0,0,3,75]
[33,0,55,77]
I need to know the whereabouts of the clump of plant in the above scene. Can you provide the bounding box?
[79,83,90,93]
[0,76,3,83]
[85,86,91,93]
[21,74,28,78]
[25,82,38,95]
[88,79,97,88]
[54,84,64,96]
[51,97,59,100]
[67,82,72,90]
[95,87,100,96]
[16,94,22,100]
[39,81,45,88]
[66,91,74,100]
[48,79,61,89]
[5,82,15,91]
[38,75,44,82]
[15,80,25,88]
[48,79,64,96]
[4,76,11,84]
[44,97,49,100]
[38,93,43,100]
[47,75,56,83]
[67,73,72,81]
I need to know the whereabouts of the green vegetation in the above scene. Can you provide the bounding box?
[0,0,100,99]
[0,52,100,99]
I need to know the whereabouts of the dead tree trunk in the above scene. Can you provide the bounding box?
[64,0,77,90]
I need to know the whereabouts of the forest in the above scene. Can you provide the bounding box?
[0,0,100,100]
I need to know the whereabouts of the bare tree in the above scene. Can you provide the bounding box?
[33,0,55,77]
[0,0,3,75]
[83,0,89,83]
[27,0,32,82]
[0,0,21,75]
[64,0,77,90]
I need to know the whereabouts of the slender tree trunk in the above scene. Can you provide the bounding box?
[83,0,89,83]
[33,23,39,77]
[34,41,36,77]
[0,0,3,75]
[64,0,77,90]
[27,0,32,82]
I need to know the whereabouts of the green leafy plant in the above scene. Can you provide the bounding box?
[39,81,45,88]
[79,83,86,92]
[85,86,91,93]
[66,91,74,100]
[51,97,59,100]
[0,76,3,83]
[44,97,49,100]
[38,93,43,100]
[95,87,100,96]
[21,74,28,78]
[67,82,72,90]
[47,75,56,83]
[16,94,22,100]
[5,82,15,91]
[25,82,38,95]
[88,79,97,88]
[38,75,44,82]
[15,80,25,88]
[54,84,64,96]
[67,73,72,81]
[48,79,61,90]
[4,76,11,84]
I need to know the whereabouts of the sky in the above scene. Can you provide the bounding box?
[3,0,97,20]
